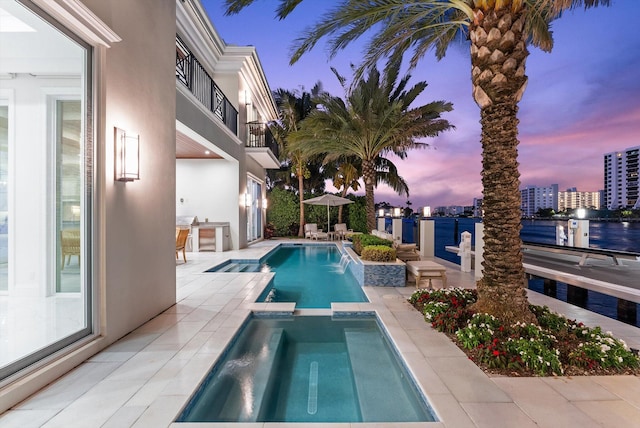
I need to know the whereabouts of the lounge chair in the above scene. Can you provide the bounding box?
[304,223,317,239]
[176,228,189,262]
[61,229,80,270]
[333,223,352,240]
[304,223,328,240]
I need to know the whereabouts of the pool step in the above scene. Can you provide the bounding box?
[217,262,261,273]
[344,328,422,422]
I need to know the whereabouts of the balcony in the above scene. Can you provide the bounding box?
[176,36,238,135]
[245,121,280,169]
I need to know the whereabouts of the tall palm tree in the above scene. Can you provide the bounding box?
[225,0,609,324]
[290,61,453,232]
[270,84,323,237]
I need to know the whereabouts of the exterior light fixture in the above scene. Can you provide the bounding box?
[378,209,384,217]
[393,207,402,217]
[114,127,139,182]
[423,206,431,217]
[576,208,586,219]
[262,198,268,209]
[245,193,252,207]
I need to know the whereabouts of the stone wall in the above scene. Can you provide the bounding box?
[343,245,406,287]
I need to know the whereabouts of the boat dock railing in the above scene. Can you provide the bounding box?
[522,241,640,266]
[445,243,640,324]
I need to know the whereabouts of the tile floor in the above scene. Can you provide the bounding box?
[0,266,85,368]
[1,239,639,427]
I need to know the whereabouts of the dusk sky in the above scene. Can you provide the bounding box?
[203,1,640,208]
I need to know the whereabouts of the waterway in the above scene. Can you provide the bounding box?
[422,217,640,327]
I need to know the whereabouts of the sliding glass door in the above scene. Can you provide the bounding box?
[0,0,92,380]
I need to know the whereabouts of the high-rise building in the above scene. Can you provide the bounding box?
[604,146,640,209]
[558,189,601,211]
[520,184,559,217]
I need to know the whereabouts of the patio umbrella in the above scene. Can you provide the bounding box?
[303,194,354,232]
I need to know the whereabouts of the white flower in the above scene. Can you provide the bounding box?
[618,357,623,363]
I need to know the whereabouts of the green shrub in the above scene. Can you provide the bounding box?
[360,245,396,262]
[266,188,299,236]
[352,234,393,254]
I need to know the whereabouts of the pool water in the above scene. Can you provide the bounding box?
[176,316,436,423]
[257,245,367,308]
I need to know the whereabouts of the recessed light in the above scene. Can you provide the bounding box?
[205,150,210,155]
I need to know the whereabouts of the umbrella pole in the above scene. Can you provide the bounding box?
[327,204,330,232]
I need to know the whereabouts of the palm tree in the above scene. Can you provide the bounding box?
[290,61,453,232]
[270,84,323,237]
[225,0,609,324]
[327,155,410,224]
[325,158,360,223]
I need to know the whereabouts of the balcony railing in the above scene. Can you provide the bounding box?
[176,36,238,135]
[247,122,279,160]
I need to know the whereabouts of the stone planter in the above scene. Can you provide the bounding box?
[342,245,406,287]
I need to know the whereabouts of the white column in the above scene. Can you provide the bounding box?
[392,218,402,243]
[419,220,434,258]
[575,220,590,248]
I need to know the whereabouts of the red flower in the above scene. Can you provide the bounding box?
[493,350,500,357]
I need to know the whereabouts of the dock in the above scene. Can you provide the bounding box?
[446,243,640,324]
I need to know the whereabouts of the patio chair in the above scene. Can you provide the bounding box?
[176,228,189,262]
[61,229,80,270]
[304,223,318,239]
[333,223,352,240]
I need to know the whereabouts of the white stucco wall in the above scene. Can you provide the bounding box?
[92,0,177,338]
[176,159,241,249]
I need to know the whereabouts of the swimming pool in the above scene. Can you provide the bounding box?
[256,245,367,308]
[176,315,437,423]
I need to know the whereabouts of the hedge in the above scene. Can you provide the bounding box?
[360,245,396,262]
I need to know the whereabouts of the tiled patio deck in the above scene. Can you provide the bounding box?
[1,239,639,427]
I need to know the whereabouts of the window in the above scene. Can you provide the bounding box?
[246,176,263,242]
[0,0,92,380]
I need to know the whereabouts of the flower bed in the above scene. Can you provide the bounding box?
[409,288,640,376]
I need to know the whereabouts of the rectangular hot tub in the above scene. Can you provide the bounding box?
[176,315,437,423]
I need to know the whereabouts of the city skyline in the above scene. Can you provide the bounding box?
[204,1,640,207]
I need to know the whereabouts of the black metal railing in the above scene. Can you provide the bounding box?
[247,122,279,160]
[176,36,238,135]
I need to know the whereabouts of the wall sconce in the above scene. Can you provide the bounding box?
[245,193,252,207]
[244,90,252,106]
[393,207,402,217]
[423,206,431,218]
[262,198,268,209]
[378,209,384,217]
[114,127,139,182]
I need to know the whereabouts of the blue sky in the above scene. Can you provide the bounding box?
[203,1,640,208]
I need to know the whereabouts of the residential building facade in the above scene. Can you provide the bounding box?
[604,146,640,209]
[0,0,278,412]
[557,188,601,211]
[520,184,559,217]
